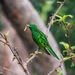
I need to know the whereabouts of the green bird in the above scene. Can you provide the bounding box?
[27,24,59,60]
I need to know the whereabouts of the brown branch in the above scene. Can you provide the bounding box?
[24,50,39,67]
[0,66,17,75]
[26,54,36,64]
[0,33,30,75]
[66,29,71,51]
[46,0,66,37]
[66,29,75,65]
[47,60,63,75]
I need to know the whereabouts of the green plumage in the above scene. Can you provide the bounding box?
[27,24,59,60]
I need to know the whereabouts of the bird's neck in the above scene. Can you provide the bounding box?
[30,27,39,32]
[29,28,39,34]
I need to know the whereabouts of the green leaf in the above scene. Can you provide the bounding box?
[38,52,42,54]
[63,50,67,55]
[27,58,29,60]
[57,1,62,4]
[30,53,34,56]
[5,31,9,37]
[71,62,74,67]
[71,46,75,50]
[63,57,71,61]
[65,34,67,37]
[55,15,63,22]
[59,42,69,50]
[36,55,38,57]
[57,69,63,75]
[56,15,62,19]
[68,15,73,18]
[63,15,73,20]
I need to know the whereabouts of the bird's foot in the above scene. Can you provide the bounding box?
[36,47,40,52]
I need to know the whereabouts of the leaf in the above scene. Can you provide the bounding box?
[70,53,75,56]
[63,15,73,20]
[46,0,55,4]
[38,52,42,54]
[35,51,39,54]
[57,69,63,75]
[5,31,9,37]
[59,42,69,50]
[27,58,29,60]
[52,20,55,24]
[63,50,67,55]
[30,53,34,56]
[68,15,73,18]
[36,55,38,57]
[56,15,62,19]
[57,1,62,4]
[71,62,74,67]
[63,57,71,61]
[65,34,67,37]
[71,46,75,50]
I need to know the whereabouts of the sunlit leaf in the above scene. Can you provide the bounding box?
[71,62,74,67]
[63,50,67,55]
[59,42,69,50]
[71,46,75,50]
[5,31,9,37]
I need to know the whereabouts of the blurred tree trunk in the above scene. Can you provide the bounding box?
[0,0,66,75]
[0,15,32,75]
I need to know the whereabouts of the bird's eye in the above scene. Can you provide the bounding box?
[32,25,33,26]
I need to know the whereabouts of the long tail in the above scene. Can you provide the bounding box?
[45,47,60,60]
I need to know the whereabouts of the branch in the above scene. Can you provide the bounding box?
[46,0,66,37]
[24,50,39,67]
[66,29,71,52]
[47,60,63,75]
[0,33,30,75]
[26,54,36,64]
[66,29,75,65]
[0,66,17,75]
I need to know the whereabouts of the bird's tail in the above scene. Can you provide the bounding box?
[45,47,60,60]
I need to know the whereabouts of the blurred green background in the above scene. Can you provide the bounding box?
[0,0,75,75]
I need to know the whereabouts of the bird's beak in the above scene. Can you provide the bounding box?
[27,25,30,27]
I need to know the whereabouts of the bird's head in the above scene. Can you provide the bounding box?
[27,24,38,30]
[27,24,37,28]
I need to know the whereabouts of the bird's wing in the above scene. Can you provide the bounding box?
[33,30,49,47]
[32,29,50,55]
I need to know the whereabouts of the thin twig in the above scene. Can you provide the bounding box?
[0,66,17,75]
[24,50,39,67]
[66,29,75,65]
[26,54,36,64]
[66,29,71,51]
[46,0,66,37]
[47,60,63,75]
